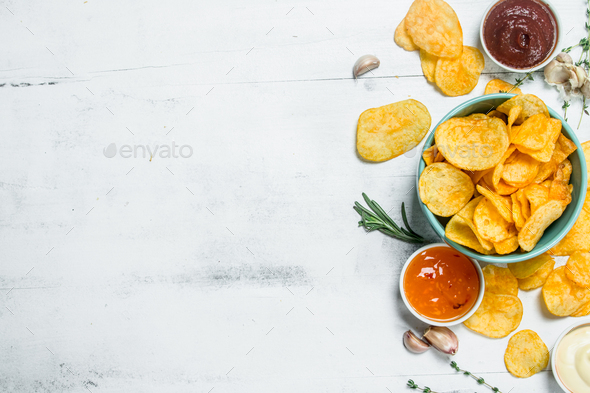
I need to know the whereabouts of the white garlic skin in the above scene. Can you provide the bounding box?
[403,330,431,354]
[422,326,459,356]
[353,55,380,79]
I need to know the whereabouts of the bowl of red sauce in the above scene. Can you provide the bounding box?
[400,243,485,326]
[480,0,561,72]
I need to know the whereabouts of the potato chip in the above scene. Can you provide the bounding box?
[476,184,514,223]
[565,251,590,288]
[483,265,518,296]
[549,159,573,202]
[524,184,549,214]
[435,116,509,171]
[394,18,419,51]
[543,266,590,316]
[516,189,531,220]
[357,99,431,161]
[420,49,438,83]
[435,46,485,97]
[497,94,549,125]
[517,258,555,290]
[504,330,549,378]
[463,292,523,338]
[468,168,492,185]
[534,160,558,183]
[555,133,578,162]
[434,150,445,163]
[404,0,463,58]
[445,215,495,254]
[493,145,518,189]
[510,125,521,143]
[571,300,590,317]
[487,110,508,123]
[422,145,437,166]
[583,140,590,181]
[511,193,526,231]
[508,254,554,279]
[519,200,567,251]
[419,162,475,217]
[502,151,540,188]
[485,79,523,95]
[494,235,519,255]
[474,197,515,243]
[456,196,494,251]
[512,114,551,151]
[507,106,522,143]
[515,118,561,163]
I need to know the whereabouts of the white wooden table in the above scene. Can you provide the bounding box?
[1,0,589,391]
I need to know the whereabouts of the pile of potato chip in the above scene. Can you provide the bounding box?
[419,93,577,255]
[542,255,590,317]
[394,0,485,96]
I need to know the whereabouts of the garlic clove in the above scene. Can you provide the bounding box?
[422,326,459,355]
[574,66,588,89]
[581,79,590,100]
[353,55,380,79]
[556,52,574,64]
[403,330,431,354]
[545,59,574,85]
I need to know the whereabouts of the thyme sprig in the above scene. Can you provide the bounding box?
[451,361,502,393]
[354,193,424,243]
[407,380,439,393]
[499,70,535,94]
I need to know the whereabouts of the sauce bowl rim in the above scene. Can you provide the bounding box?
[551,320,590,393]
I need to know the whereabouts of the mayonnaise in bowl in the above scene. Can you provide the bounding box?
[554,323,590,393]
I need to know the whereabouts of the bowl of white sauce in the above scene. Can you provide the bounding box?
[552,322,590,393]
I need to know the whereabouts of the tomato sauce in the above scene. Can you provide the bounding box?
[404,247,480,322]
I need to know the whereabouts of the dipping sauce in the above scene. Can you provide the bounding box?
[556,325,590,393]
[483,0,558,69]
[403,247,480,322]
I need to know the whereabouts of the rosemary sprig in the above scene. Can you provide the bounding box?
[451,361,502,393]
[407,380,438,393]
[354,193,424,243]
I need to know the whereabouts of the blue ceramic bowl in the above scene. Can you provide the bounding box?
[416,93,588,263]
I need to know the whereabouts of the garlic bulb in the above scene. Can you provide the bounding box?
[403,330,431,354]
[545,52,590,99]
[422,326,459,355]
[353,55,380,78]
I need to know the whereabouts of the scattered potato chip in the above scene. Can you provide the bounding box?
[504,330,549,378]
[508,254,553,279]
[565,251,590,288]
[445,214,495,254]
[435,46,485,97]
[394,18,419,51]
[476,184,513,223]
[518,258,555,290]
[519,200,567,251]
[419,162,475,217]
[488,110,507,123]
[485,79,522,95]
[357,99,431,162]
[524,184,549,215]
[550,193,590,255]
[474,197,515,243]
[456,196,494,251]
[404,0,463,58]
[420,49,438,83]
[503,151,540,188]
[435,116,509,171]
[543,266,590,316]
[463,292,523,338]
[483,265,518,296]
[497,94,549,125]
[571,300,590,317]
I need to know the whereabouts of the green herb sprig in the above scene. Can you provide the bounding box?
[407,380,438,393]
[354,193,424,243]
[451,361,502,393]
[499,70,535,94]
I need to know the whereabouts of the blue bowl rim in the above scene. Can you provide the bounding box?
[416,93,588,263]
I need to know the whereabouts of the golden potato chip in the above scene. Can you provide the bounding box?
[422,145,437,166]
[508,254,554,279]
[519,200,567,251]
[420,49,438,83]
[394,18,419,51]
[571,300,590,317]
[511,193,526,231]
[485,79,523,95]
[524,184,549,214]
[468,168,493,185]
[502,151,540,188]
[516,118,561,163]
[481,173,518,196]
[463,292,523,338]
[543,266,590,316]
[510,125,521,143]
[493,145,518,189]
[518,258,555,290]
[445,215,495,254]
[507,106,522,143]
[435,116,509,171]
[435,46,485,97]
[512,114,551,151]
[483,265,518,296]
[504,330,549,378]
[474,197,514,243]
[404,0,463,58]
[555,133,578,162]
[516,189,531,220]
[456,196,494,251]
[434,150,445,163]
[534,160,558,183]
[550,194,590,255]
[583,140,590,181]
[419,162,475,217]
[357,99,431,162]
[488,110,508,123]
[549,159,573,202]
[476,184,514,223]
[497,94,549,125]
[565,251,590,288]
[494,235,519,255]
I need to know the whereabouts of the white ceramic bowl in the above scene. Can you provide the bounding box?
[551,321,590,393]
[479,0,562,72]
[399,243,485,327]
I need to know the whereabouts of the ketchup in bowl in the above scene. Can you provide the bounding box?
[483,0,558,69]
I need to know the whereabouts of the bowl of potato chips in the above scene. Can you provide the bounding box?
[417,93,588,263]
